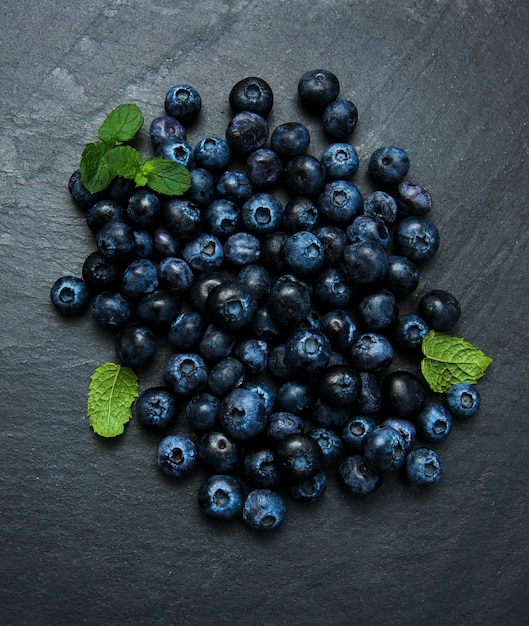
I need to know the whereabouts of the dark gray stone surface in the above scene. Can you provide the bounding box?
[1,1,527,624]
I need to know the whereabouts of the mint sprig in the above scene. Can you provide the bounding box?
[79,103,190,196]
[421,330,492,393]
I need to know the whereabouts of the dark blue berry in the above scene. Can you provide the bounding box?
[284,230,325,275]
[350,333,394,373]
[223,231,261,267]
[115,323,156,368]
[135,290,180,328]
[163,353,209,397]
[341,415,378,453]
[132,229,154,260]
[320,309,356,350]
[368,146,410,187]
[395,180,432,216]
[185,392,220,432]
[276,433,323,483]
[206,280,258,331]
[156,138,194,169]
[418,289,461,331]
[82,251,121,293]
[121,259,158,298]
[225,111,269,155]
[186,168,215,207]
[158,257,194,292]
[266,411,305,442]
[311,398,350,429]
[282,196,319,233]
[322,99,358,139]
[86,199,124,233]
[313,224,348,267]
[381,418,416,452]
[242,489,286,531]
[207,356,245,397]
[157,435,197,478]
[246,149,283,187]
[198,324,235,363]
[134,386,178,431]
[193,136,231,172]
[357,372,382,415]
[315,269,352,309]
[189,272,229,313]
[68,168,103,209]
[416,403,453,442]
[50,276,90,316]
[321,143,359,180]
[218,387,267,440]
[318,364,360,407]
[267,275,311,328]
[229,76,274,116]
[271,122,310,158]
[149,115,186,147]
[198,430,244,473]
[357,288,398,331]
[90,291,132,329]
[298,69,340,111]
[198,474,245,520]
[153,226,180,257]
[363,425,407,473]
[241,193,283,235]
[237,264,271,305]
[284,155,326,197]
[204,199,240,240]
[234,338,269,375]
[243,447,281,489]
[243,380,276,415]
[446,382,480,420]
[165,84,202,123]
[125,189,161,228]
[307,427,344,468]
[318,180,363,225]
[96,221,136,263]
[363,191,397,224]
[404,448,443,487]
[392,314,429,352]
[285,329,332,377]
[340,241,389,288]
[182,233,224,272]
[395,216,440,264]
[261,231,288,273]
[289,470,327,502]
[215,170,253,203]
[276,380,314,414]
[383,255,420,297]
[381,370,426,419]
[339,455,383,495]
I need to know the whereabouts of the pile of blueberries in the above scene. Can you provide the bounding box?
[51,70,481,531]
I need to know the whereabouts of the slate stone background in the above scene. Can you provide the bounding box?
[1,1,527,624]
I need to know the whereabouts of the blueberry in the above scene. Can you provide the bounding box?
[395,180,432,216]
[135,290,181,328]
[182,233,224,272]
[243,447,281,489]
[223,231,261,267]
[237,264,271,305]
[320,309,356,350]
[198,474,245,520]
[340,241,389,288]
[218,387,267,440]
[268,344,296,381]
[157,434,197,478]
[245,149,283,188]
[68,168,104,209]
[153,226,180,258]
[164,84,202,123]
[229,76,274,116]
[318,364,360,407]
[125,189,161,228]
[243,380,276,415]
[251,306,282,343]
[404,448,443,487]
[225,111,269,156]
[395,216,440,264]
[282,230,324,275]
[266,411,305,442]
[321,143,359,180]
[106,176,136,205]
[383,255,420,297]
[261,231,288,273]
[381,370,426,419]
[350,333,394,373]
[242,489,286,531]
[204,199,241,240]
[198,430,244,473]
[311,398,350,429]
[90,291,132,329]
[165,319,203,366]
[132,229,154,260]
[267,275,311,329]
[198,324,235,363]
[363,425,407,473]
[156,138,194,169]
[206,280,258,331]
[289,470,327,502]
[392,313,429,352]
[298,69,340,111]
[357,372,382,415]
[115,323,156,368]
[284,155,326,197]
[313,224,348,267]
[241,192,284,235]
[339,455,383,496]
[347,218,390,255]
[193,136,231,172]
[50,275,90,316]
[134,386,178,431]
[322,98,358,139]
[215,170,253,203]
[446,382,481,420]
[276,433,323,483]
[96,221,136,264]
[121,259,158,299]
[341,415,378,454]
[363,191,397,224]
[149,114,187,147]
[318,180,363,225]
[315,269,352,310]
[416,403,453,442]
[307,427,344,468]
[271,122,310,158]
[207,356,245,397]
[418,289,461,331]
[234,338,269,375]
[276,380,314,414]
[158,257,194,292]
[368,146,410,187]
[186,168,215,207]
[283,196,319,233]
[82,251,121,293]
[189,271,229,314]
[381,418,416,452]
[185,392,220,432]
[163,353,209,397]
[86,199,124,233]
[285,329,332,377]
[357,288,398,331]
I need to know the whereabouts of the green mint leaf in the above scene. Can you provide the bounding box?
[87,362,138,437]
[98,103,144,147]
[421,330,492,393]
[105,145,143,180]
[140,157,191,196]
[80,141,115,193]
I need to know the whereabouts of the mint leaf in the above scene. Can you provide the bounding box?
[140,157,191,195]
[87,362,138,437]
[98,103,144,147]
[80,141,115,193]
[421,330,492,393]
[106,145,143,180]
